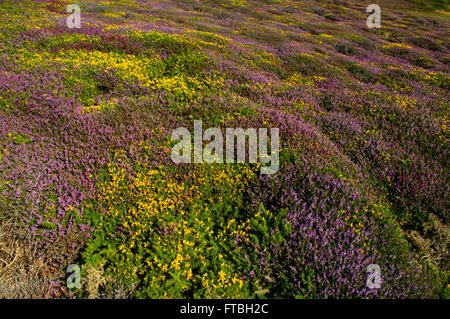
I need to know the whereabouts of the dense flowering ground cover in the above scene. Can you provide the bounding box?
[0,0,448,298]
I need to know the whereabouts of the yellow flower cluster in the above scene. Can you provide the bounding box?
[393,94,417,111]
[94,150,260,297]
[12,45,227,109]
[0,2,59,33]
[286,73,326,86]
[82,99,118,114]
[382,42,412,49]
[54,49,163,85]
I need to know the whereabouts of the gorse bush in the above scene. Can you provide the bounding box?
[83,159,260,298]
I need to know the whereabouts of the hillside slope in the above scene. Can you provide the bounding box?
[0,0,448,298]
